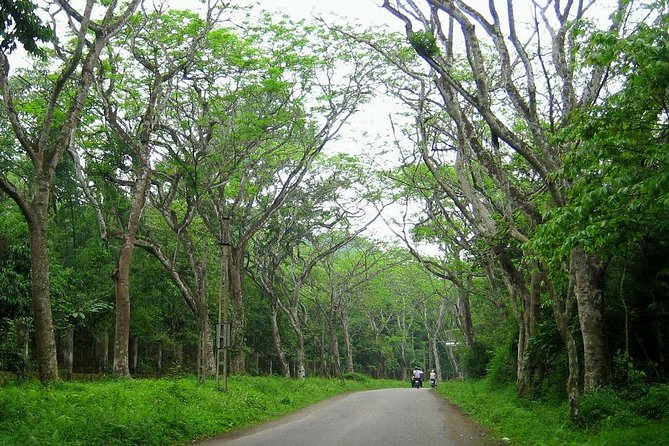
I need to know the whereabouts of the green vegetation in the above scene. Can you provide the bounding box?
[437,379,669,446]
[2,2,669,443]
[0,376,402,446]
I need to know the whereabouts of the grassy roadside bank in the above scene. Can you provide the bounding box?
[435,379,669,446]
[0,374,403,446]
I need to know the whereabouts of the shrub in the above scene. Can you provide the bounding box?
[579,387,628,427]
[488,335,517,387]
[633,384,669,420]
[342,372,369,382]
[612,350,646,388]
[462,342,490,379]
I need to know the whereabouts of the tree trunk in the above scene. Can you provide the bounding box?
[318,326,328,377]
[329,318,342,379]
[456,285,476,348]
[197,307,215,380]
[446,346,462,380]
[15,318,30,378]
[130,335,138,374]
[497,250,539,395]
[174,342,183,366]
[571,248,611,391]
[296,327,307,379]
[156,343,162,377]
[428,333,442,382]
[548,277,580,421]
[60,325,75,381]
[269,301,290,377]
[113,162,151,378]
[399,340,408,381]
[28,203,60,382]
[98,332,109,372]
[341,310,354,373]
[229,249,246,374]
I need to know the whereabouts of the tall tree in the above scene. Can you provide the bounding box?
[195,16,379,373]
[380,0,634,397]
[88,6,218,377]
[0,0,139,382]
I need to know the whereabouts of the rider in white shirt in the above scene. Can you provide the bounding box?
[412,366,424,387]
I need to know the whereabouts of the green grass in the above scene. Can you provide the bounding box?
[435,379,669,446]
[0,375,403,446]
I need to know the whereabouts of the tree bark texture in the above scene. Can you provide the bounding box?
[456,285,476,349]
[97,332,109,372]
[113,162,150,377]
[269,301,291,377]
[28,212,59,382]
[571,248,611,391]
[341,310,355,374]
[60,325,74,381]
[229,249,246,374]
[548,276,580,421]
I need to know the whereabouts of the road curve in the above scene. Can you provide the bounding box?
[195,388,497,446]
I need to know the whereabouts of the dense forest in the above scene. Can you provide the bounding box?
[1,0,668,424]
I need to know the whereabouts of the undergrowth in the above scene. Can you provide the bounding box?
[0,375,402,446]
[436,379,669,446]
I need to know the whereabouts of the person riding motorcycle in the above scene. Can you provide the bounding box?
[429,369,437,387]
[411,366,424,388]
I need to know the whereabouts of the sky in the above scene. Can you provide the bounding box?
[235,0,396,27]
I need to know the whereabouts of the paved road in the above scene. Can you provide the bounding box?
[196,388,496,446]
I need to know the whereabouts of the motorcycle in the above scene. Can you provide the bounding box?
[411,377,423,388]
[430,378,437,388]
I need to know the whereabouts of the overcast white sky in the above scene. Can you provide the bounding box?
[235,0,395,27]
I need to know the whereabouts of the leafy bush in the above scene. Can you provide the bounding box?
[579,387,627,427]
[488,334,517,387]
[462,342,490,379]
[342,371,369,382]
[634,385,669,420]
[612,350,647,388]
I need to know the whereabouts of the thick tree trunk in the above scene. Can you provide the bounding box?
[269,302,290,377]
[197,307,215,380]
[28,200,60,382]
[571,248,611,391]
[113,164,150,377]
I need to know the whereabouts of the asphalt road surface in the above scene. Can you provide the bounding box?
[195,388,498,446]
